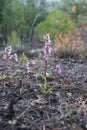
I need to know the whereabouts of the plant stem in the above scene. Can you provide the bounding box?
[44,60,47,77]
[44,76,47,90]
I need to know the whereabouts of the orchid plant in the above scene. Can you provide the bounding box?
[26,60,35,75]
[39,34,61,94]
[3,45,12,59]
[2,37,61,95]
[26,61,31,74]
[39,34,52,94]
[54,64,61,75]
[43,33,52,77]
[39,74,52,94]
[3,45,18,62]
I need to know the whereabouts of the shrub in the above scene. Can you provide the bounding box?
[58,0,87,28]
[53,28,85,58]
[8,31,20,47]
[20,52,28,63]
[35,7,74,39]
[81,52,87,62]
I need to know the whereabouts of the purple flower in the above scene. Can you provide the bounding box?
[3,46,18,62]
[4,46,12,55]
[30,60,36,65]
[9,55,13,60]
[26,61,31,73]
[43,47,48,60]
[3,46,12,59]
[43,34,52,60]
[43,34,52,76]
[26,60,36,74]
[3,53,8,59]
[44,34,51,43]
[48,46,52,53]
[54,64,61,75]
[44,34,52,53]
[12,53,18,62]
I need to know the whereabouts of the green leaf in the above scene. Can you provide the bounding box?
[69,109,77,116]
[46,88,52,94]
[20,52,28,63]
[9,75,13,79]
[1,74,6,80]
[39,84,52,94]
[19,88,25,95]
[40,74,46,81]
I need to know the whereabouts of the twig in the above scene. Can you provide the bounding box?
[17,102,30,119]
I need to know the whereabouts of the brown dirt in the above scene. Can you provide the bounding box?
[0,53,87,130]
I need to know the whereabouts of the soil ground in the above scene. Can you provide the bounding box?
[0,50,87,130]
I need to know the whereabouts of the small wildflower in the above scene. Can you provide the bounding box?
[43,34,52,76]
[30,60,36,65]
[3,45,12,59]
[3,46,18,62]
[43,47,48,61]
[4,46,12,55]
[48,45,52,53]
[26,61,31,74]
[43,34,51,43]
[0,72,2,79]
[26,60,35,74]
[9,55,13,60]
[54,64,61,75]
[43,33,52,59]
[12,53,18,62]
[3,53,8,59]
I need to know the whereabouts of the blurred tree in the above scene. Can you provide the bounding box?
[1,0,24,42]
[25,0,48,43]
[0,0,49,46]
[0,0,4,24]
[57,0,87,27]
[11,0,26,38]
[0,0,11,43]
[35,7,74,39]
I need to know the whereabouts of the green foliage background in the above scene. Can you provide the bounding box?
[0,0,48,45]
[58,0,87,27]
[0,0,87,46]
[35,7,74,39]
